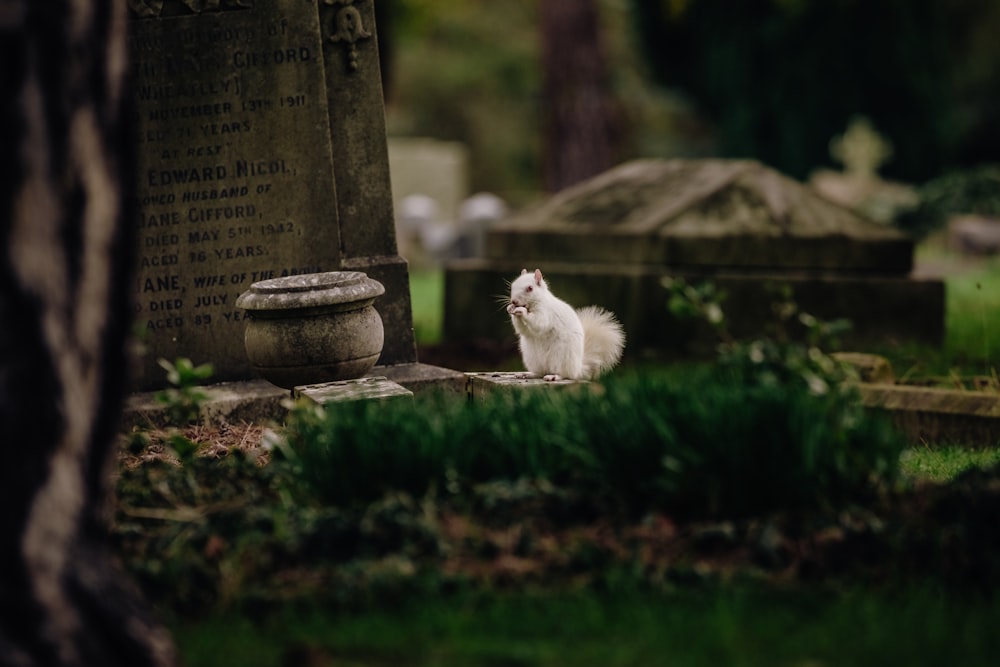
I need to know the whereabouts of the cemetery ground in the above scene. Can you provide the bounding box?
[114,247,1000,666]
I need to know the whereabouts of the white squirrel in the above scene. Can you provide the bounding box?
[506,268,625,381]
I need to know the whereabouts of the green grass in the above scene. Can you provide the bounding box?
[899,446,1000,484]
[172,585,1000,667]
[410,269,444,345]
[875,258,1000,380]
[945,259,1000,369]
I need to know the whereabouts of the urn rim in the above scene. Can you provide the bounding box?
[235,270,385,312]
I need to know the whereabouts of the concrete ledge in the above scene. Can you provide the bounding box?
[122,379,290,431]
[856,383,1000,447]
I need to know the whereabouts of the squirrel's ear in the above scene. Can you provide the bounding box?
[534,268,543,285]
[520,269,527,276]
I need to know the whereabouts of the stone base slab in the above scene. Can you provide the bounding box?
[375,362,467,396]
[464,371,588,401]
[294,377,412,406]
[122,363,464,428]
[122,379,290,431]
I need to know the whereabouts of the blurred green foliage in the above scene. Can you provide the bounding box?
[896,165,1000,238]
[385,0,543,198]
[383,1,998,196]
[383,0,701,199]
[285,369,902,518]
[630,0,1000,182]
[172,585,1000,667]
[154,357,214,425]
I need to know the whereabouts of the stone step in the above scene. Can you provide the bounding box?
[464,371,591,401]
[294,377,412,406]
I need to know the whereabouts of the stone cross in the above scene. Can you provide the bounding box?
[829,116,893,180]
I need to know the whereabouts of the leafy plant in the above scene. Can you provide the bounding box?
[146,357,216,462]
[155,357,215,426]
[664,277,857,396]
[113,449,311,613]
[663,276,729,340]
[283,369,903,518]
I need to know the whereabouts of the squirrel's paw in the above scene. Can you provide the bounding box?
[508,305,527,317]
[543,374,563,382]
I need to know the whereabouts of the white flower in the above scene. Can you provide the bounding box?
[805,373,829,396]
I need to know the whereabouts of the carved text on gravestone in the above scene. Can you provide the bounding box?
[130,1,342,388]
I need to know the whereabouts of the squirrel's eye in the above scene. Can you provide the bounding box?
[526,286,533,292]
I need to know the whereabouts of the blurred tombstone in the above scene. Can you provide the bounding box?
[810,116,919,224]
[444,159,945,355]
[395,193,463,266]
[457,192,509,258]
[396,194,441,266]
[832,115,893,181]
[949,215,1000,255]
[389,137,469,227]
[396,192,508,266]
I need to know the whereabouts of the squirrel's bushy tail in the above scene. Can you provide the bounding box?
[576,306,625,380]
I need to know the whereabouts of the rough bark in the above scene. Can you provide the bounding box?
[0,1,176,664]
[540,0,623,193]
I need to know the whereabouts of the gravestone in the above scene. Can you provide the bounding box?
[809,116,918,224]
[388,137,469,226]
[129,0,440,391]
[444,159,945,355]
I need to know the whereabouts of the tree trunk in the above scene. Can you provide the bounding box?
[0,1,177,665]
[540,0,623,192]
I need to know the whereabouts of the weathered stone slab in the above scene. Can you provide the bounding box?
[374,363,467,397]
[465,372,589,401]
[485,159,913,272]
[294,376,412,406]
[856,384,1000,447]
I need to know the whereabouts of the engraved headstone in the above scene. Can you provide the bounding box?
[129,0,421,390]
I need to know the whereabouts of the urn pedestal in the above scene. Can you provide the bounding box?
[235,271,385,389]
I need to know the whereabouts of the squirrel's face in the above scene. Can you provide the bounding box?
[509,268,546,310]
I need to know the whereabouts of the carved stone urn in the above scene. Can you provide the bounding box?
[235,271,385,389]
